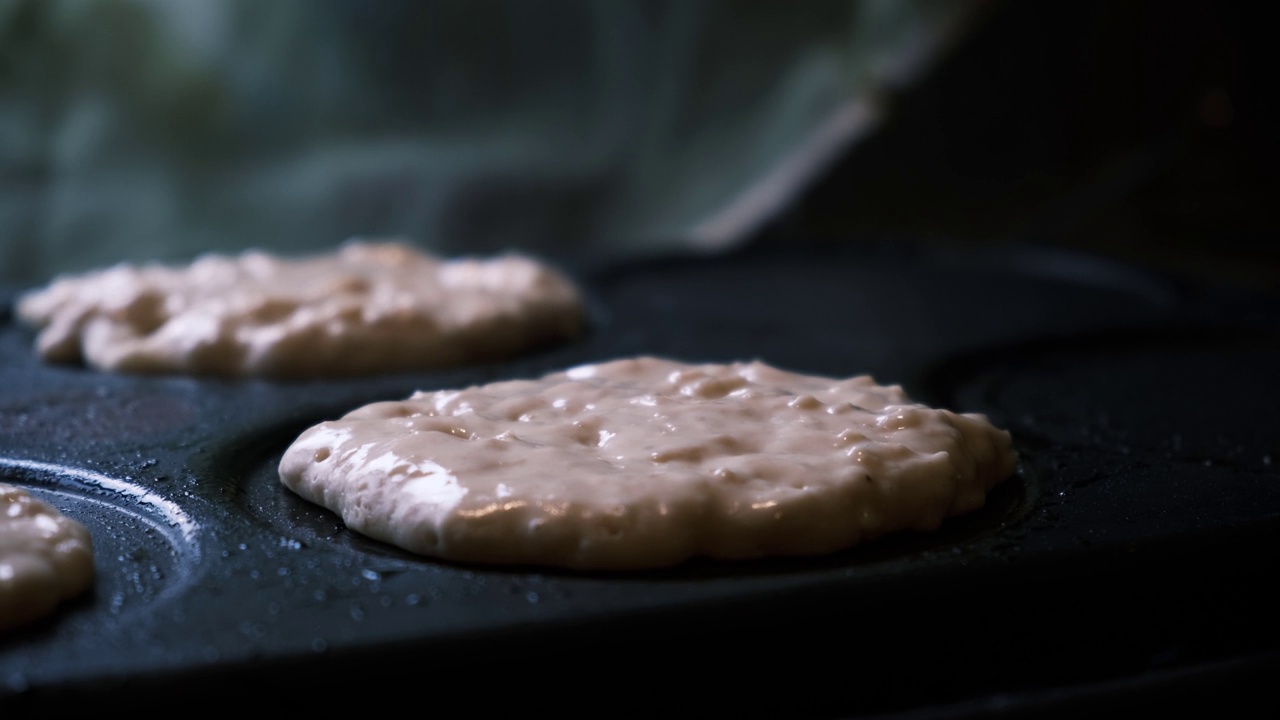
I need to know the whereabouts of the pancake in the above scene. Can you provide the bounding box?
[0,483,95,633]
[15,241,585,379]
[278,356,1018,570]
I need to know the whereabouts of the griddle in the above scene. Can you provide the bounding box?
[2,241,1279,718]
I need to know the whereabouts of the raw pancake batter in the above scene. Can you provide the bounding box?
[0,484,95,633]
[278,357,1018,570]
[15,241,586,379]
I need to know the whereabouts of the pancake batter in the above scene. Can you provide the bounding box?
[0,484,95,633]
[278,357,1018,570]
[16,241,586,379]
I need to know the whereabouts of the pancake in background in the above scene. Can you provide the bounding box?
[15,241,585,380]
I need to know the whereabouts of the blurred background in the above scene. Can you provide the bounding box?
[1,0,1275,293]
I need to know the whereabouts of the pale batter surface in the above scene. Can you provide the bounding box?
[278,356,1018,570]
[15,241,586,379]
[0,484,95,633]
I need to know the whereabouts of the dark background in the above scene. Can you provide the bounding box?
[0,0,971,284]
[760,0,1279,297]
[4,0,1275,296]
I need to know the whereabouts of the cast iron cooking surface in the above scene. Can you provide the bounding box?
[2,244,1278,718]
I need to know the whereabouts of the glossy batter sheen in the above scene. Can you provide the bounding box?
[0,484,95,633]
[15,241,585,379]
[278,357,1018,570]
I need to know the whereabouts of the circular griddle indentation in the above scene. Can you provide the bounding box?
[920,326,1280,472]
[0,459,202,639]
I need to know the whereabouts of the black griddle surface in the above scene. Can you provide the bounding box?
[3,244,1279,718]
